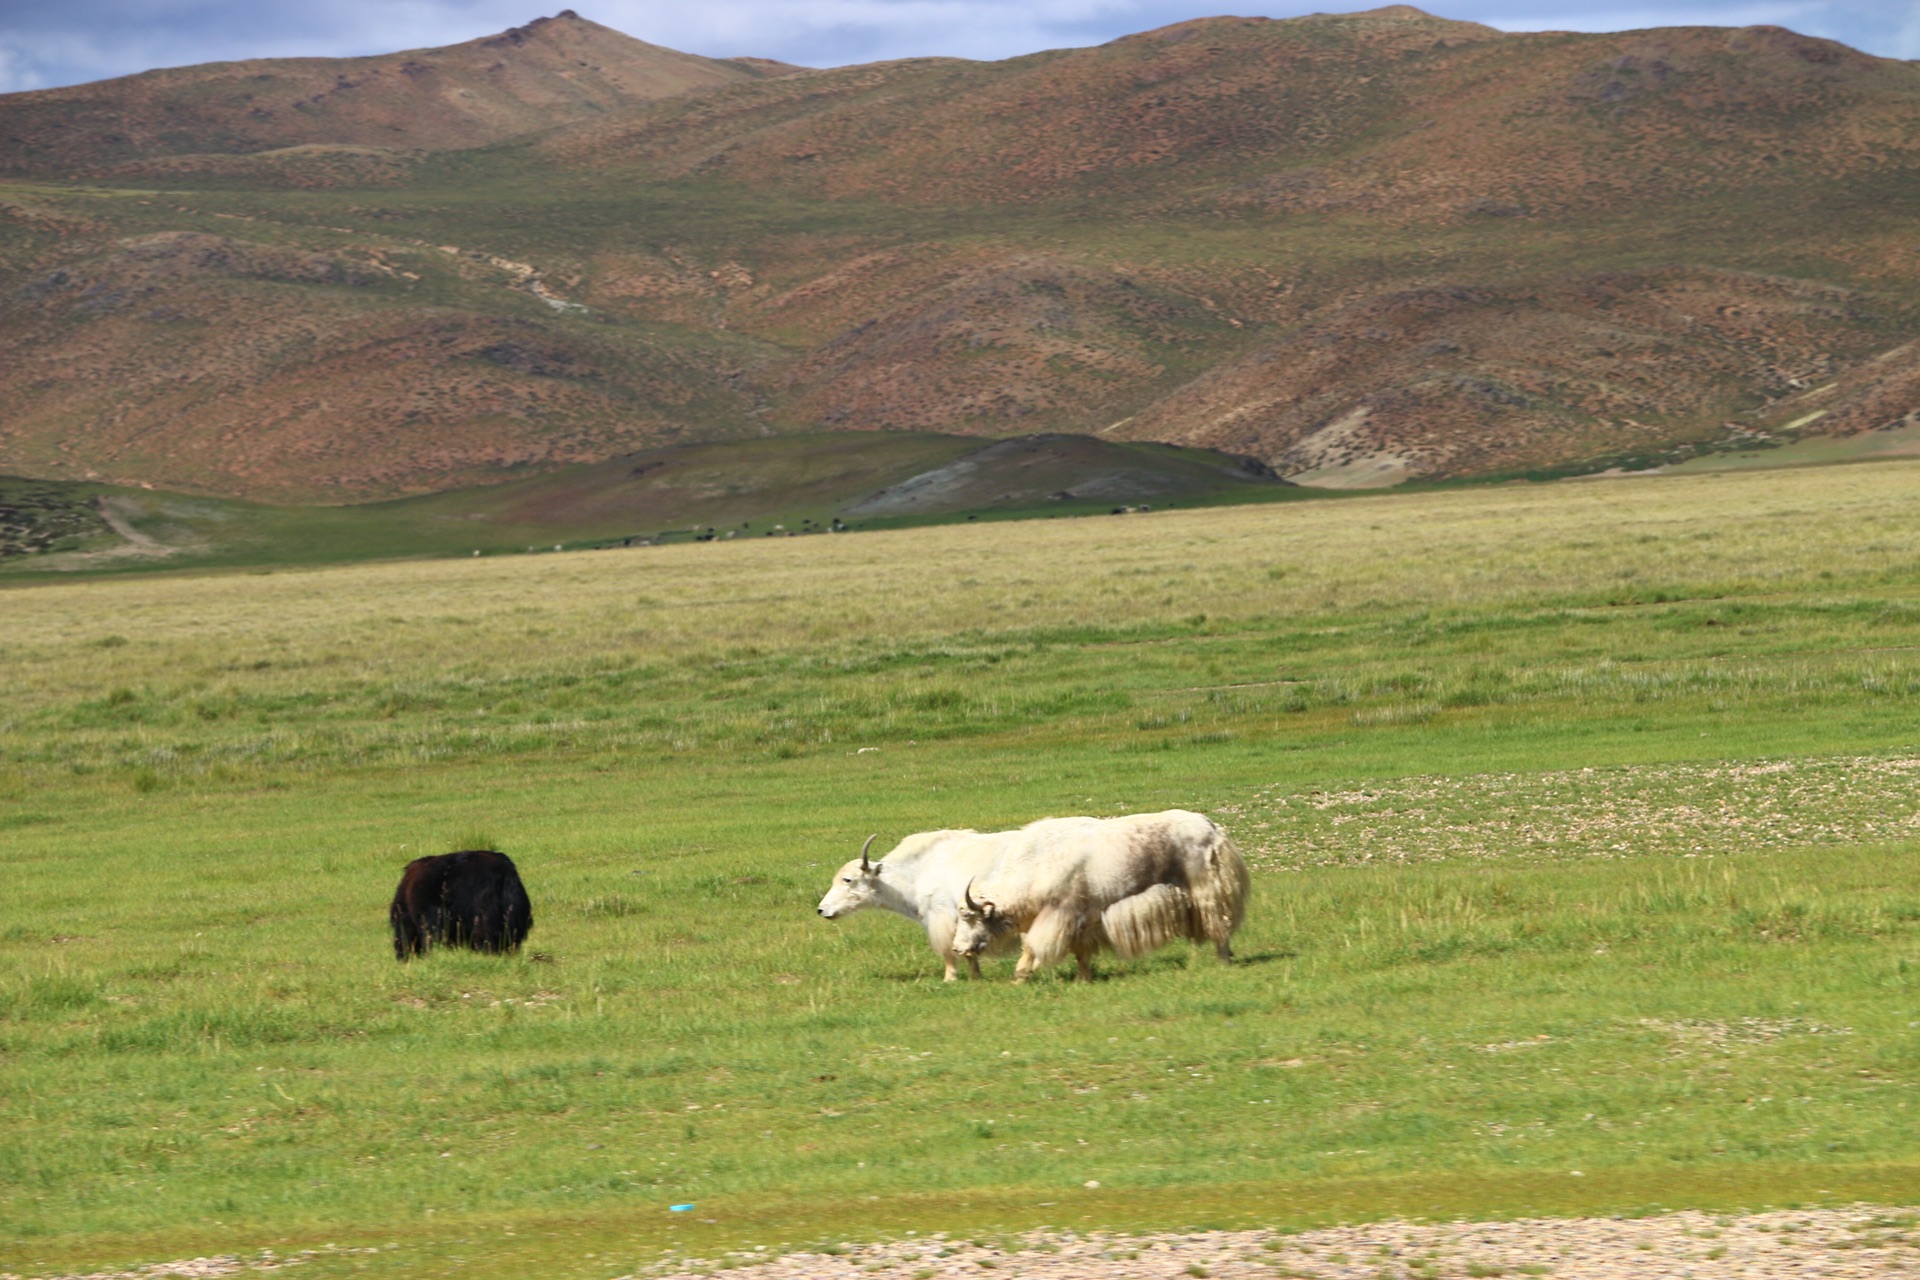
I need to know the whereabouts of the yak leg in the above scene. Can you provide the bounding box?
[930,916,966,982]
[1215,939,1235,963]
[1012,944,1038,984]
[1072,932,1098,982]
[392,899,434,960]
[392,916,425,961]
[939,949,984,981]
[1014,910,1073,983]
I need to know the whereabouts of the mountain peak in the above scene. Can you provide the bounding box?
[0,12,766,173]
[481,9,602,47]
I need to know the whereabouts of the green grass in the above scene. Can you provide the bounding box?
[0,433,1311,577]
[0,477,109,556]
[4,463,1920,1275]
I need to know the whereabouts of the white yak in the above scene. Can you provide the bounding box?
[949,810,1249,982]
[816,832,1019,980]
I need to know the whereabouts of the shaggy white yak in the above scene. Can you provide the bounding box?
[815,831,1020,980]
[949,810,1250,982]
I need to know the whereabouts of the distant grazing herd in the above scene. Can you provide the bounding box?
[390,809,1247,982]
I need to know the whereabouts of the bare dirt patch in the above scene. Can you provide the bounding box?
[636,1206,1918,1279]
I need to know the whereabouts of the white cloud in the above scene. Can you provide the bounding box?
[1471,3,1820,34]
[1474,1,1920,58]
[1888,5,1920,56]
[590,0,1197,63]
[0,43,48,93]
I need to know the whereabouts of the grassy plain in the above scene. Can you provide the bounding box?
[4,464,1920,1276]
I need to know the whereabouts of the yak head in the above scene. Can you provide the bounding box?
[816,835,883,919]
[950,879,1005,956]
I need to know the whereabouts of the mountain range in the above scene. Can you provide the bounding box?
[2,6,1917,504]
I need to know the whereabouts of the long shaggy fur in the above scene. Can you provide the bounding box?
[1014,907,1097,972]
[1187,826,1251,957]
[1102,883,1195,959]
[952,810,1253,980]
[390,849,533,961]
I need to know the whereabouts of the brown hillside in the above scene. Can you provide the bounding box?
[1111,269,1898,485]
[770,255,1233,433]
[0,11,782,175]
[0,230,757,500]
[533,9,1498,201]
[532,9,1920,217]
[0,9,1917,500]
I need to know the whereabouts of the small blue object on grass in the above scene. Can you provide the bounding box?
[670,1204,695,1212]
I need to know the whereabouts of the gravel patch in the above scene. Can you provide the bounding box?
[3,1261,257,1280]
[1220,753,1920,869]
[12,1208,1916,1279]
[643,1207,1919,1279]
[5,1246,370,1280]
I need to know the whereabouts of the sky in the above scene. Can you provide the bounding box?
[1,0,1914,94]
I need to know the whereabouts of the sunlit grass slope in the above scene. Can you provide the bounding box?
[3,464,1920,1276]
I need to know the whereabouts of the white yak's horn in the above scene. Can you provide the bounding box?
[859,833,878,872]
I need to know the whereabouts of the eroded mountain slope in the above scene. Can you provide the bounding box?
[0,226,766,498]
[1113,269,1904,484]
[0,11,788,179]
[531,10,1920,219]
[0,6,1917,500]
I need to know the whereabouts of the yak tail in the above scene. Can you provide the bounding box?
[1102,883,1194,959]
[1187,822,1251,958]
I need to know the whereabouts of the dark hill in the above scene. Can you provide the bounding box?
[0,433,1298,573]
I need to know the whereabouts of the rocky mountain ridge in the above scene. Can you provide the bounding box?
[0,11,796,179]
[0,7,1916,501]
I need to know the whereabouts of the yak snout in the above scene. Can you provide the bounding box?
[950,879,999,956]
[950,914,996,958]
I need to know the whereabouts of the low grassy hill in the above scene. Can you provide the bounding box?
[0,432,1298,574]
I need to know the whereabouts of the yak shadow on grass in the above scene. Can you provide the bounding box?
[1228,949,1300,966]
[869,944,1295,984]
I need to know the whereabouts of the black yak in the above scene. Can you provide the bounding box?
[389,849,533,961]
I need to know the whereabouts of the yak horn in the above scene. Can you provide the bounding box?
[859,833,878,872]
[963,878,981,913]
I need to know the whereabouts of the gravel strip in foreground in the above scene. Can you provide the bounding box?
[12,1208,1917,1280]
[645,1206,1919,1279]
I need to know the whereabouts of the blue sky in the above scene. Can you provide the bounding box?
[1,1,1914,93]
